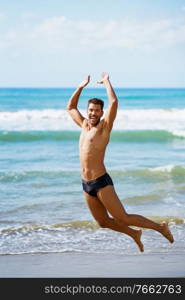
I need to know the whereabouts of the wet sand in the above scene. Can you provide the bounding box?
[0,252,184,278]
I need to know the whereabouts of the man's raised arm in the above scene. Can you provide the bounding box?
[97,72,118,131]
[67,75,90,127]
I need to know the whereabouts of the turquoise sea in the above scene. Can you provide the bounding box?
[0,87,185,255]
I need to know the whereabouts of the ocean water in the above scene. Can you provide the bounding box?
[0,87,185,256]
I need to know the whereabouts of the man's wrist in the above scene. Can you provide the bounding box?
[103,79,110,85]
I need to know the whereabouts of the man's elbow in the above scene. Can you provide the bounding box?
[111,98,118,107]
[66,105,74,111]
[111,97,118,104]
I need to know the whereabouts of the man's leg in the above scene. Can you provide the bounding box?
[97,186,174,243]
[83,192,144,252]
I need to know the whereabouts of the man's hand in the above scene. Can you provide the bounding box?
[97,72,109,84]
[79,75,90,88]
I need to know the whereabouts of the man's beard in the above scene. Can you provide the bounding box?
[88,117,100,126]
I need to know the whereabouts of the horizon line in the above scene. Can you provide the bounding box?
[0,86,185,89]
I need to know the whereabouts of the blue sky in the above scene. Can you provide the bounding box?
[0,0,185,87]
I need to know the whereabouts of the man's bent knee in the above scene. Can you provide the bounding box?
[115,214,130,225]
[96,218,109,228]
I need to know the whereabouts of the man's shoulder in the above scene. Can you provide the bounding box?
[101,119,112,133]
[82,118,88,125]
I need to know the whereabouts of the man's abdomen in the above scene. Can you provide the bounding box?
[80,152,106,181]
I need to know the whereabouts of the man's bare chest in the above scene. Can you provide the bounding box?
[80,124,109,151]
[80,127,101,145]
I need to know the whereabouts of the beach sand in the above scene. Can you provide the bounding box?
[0,252,184,278]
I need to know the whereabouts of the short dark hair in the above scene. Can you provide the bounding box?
[88,98,104,110]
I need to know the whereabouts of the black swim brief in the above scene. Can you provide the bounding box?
[82,173,113,197]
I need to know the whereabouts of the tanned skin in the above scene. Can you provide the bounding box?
[67,72,174,252]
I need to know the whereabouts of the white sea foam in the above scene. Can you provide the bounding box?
[149,164,185,173]
[172,130,185,138]
[0,109,185,134]
[149,165,176,172]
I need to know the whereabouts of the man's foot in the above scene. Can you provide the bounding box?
[160,221,174,243]
[133,229,144,252]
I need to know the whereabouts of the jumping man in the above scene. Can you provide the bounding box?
[67,72,174,252]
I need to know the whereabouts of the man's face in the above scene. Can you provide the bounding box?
[87,103,103,126]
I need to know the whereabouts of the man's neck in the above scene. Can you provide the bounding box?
[87,119,100,129]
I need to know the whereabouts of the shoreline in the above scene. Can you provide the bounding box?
[0,252,184,278]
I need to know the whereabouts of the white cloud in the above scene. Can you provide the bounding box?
[1,15,185,53]
[32,16,185,51]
